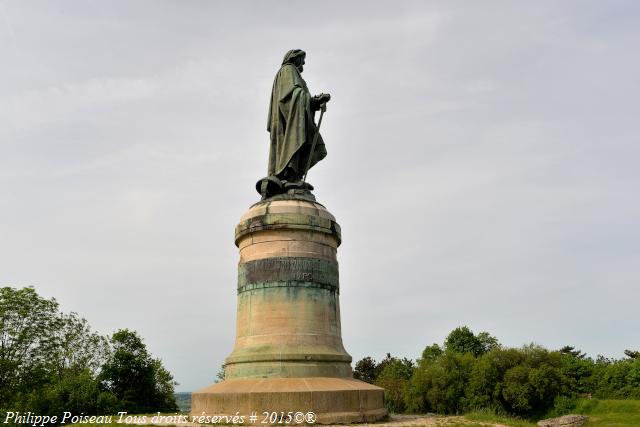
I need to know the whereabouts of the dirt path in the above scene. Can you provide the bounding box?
[329,414,508,426]
[132,414,508,427]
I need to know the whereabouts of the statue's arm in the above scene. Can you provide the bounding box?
[310,93,331,111]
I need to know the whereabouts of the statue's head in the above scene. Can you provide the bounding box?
[282,49,306,73]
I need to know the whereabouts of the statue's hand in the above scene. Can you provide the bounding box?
[316,93,331,104]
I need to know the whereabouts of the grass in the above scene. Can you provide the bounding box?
[463,399,640,426]
[570,399,640,426]
[463,409,537,427]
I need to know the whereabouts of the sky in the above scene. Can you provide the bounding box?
[1,1,639,392]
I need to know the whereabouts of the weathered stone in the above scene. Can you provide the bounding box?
[537,414,589,427]
[192,197,386,423]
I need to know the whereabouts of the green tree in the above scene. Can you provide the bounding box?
[445,326,499,357]
[16,369,117,416]
[477,332,500,354]
[466,347,525,411]
[421,344,443,362]
[500,345,565,417]
[1,286,118,414]
[407,350,475,414]
[99,329,177,412]
[374,357,414,413]
[354,357,377,383]
[46,312,110,378]
[558,347,593,395]
[0,287,59,407]
[559,345,586,359]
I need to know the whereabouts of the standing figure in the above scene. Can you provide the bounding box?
[266,49,331,189]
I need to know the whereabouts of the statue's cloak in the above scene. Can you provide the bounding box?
[267,63,326,177]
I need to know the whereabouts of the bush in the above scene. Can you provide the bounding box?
[355,327,640,420]
[374,357,414,413]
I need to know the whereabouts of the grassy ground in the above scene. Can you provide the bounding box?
[572,399,640,426]
[462,398,640,426]
[462,410,536,427]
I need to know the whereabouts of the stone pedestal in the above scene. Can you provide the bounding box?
[192,197,386,423]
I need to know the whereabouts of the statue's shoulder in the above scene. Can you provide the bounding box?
[278,64,306,88]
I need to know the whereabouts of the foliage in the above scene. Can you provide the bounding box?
[99,329,177,413]
[374,356,414,413]
[422,343,443,362]
[559,350,593,395]
[407,343,569,417]
[1,286,178,415]
[354,356,377,383]
[0,286,60,406]
[407,350,476,414]
[444,326,499,357]
[353,354,415,412]
[14,369,117,416]
[358,326,640,421]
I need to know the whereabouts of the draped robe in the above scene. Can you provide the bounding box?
[267,63,326,179]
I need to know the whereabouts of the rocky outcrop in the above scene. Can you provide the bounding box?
[537,414,588,427]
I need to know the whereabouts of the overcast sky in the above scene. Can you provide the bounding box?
[1,1,639,392]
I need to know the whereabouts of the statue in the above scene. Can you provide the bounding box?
[257,49,331,199]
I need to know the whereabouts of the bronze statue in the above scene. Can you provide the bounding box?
[257,50,331,199]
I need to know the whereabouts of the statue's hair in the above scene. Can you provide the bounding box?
[282,49,306,65]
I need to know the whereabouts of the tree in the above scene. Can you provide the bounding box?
[558,346,592,395]
[421,344,443,362]
[374,358,414,413]
[1,286,119,414]
[1,286,180,414]
[354,357,377,383]
[16,369,117,416]
[477,332,500,354]
[445,326,479,355]
[500,345,565,417]
[46,312,110,378]
[444,326,498,357]
[407,350,476,414]
[0,287,59,406]
[99,329,177,412]
[560,346,586,359]
[624,349,640,360]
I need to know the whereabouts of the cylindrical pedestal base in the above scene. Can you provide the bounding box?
[193,197,386,422]
[227,198,351,379]
[192,378,386,424]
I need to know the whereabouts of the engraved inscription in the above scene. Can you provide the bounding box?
[238,257,338,288]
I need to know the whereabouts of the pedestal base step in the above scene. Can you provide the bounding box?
[191,377,387,424]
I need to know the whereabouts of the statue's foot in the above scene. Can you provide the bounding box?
[283,181,314,191]
[255,177,315,202]
[256,176,284,199]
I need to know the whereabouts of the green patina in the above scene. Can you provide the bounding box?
[238,281,337,294]
[235,285,338,308]
[238,257,339,292]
